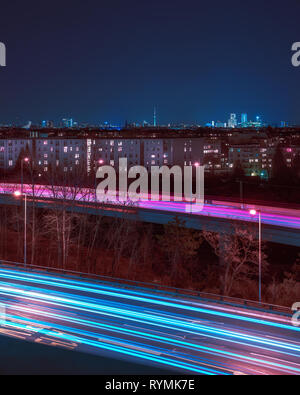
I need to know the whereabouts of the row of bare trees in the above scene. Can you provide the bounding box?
[0,189,298,306]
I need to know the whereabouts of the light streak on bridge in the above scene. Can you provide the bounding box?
[0,182,299,229]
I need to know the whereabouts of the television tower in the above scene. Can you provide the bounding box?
[153,106,157,127]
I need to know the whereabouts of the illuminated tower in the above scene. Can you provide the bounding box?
[256,115,262,125]
[241,113,247,125]
[153,106,157,127]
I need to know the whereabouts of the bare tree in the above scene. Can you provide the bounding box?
[203,223,268,296]
[41,209,81,269]
[158,216,203,284]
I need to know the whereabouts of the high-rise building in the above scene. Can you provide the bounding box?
[241,113,248,125]
[61,118,74,128]
[41,120,54,128]
[228,113,237,128]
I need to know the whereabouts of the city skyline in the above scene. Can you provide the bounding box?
[0,1,300,126]
[0,1,299,377]
[0,111,291,129]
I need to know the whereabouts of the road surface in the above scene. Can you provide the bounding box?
[0,267,299,375]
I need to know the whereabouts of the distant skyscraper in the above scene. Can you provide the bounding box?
[42,120,54,128]
[61,118,73,128]
[228,113,237,128]
[241,113,247,125]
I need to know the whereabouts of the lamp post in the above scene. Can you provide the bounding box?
[14,191,27,268]
[249,209,262,303]
[21,157,29,195]
[240,180,244,209]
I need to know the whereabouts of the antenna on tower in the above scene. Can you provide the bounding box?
[153,106,157,127]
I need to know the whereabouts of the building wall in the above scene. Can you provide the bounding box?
[1,136,297,180]
[35,139,86,174]
[0,139,33,169]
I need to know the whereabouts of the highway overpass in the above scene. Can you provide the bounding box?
[0,183,299,246]
[0,266,299,375]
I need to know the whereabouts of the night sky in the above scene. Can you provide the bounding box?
[0,0,300,126]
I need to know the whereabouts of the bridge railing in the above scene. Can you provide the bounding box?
[0,259,291,317]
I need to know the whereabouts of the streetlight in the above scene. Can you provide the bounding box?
[14,190,27,268]
[21,157,29,195]
[249,209,262,303]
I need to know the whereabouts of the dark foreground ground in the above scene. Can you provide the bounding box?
[0,334,172,375]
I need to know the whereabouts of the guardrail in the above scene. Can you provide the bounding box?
[0,259,291,317]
